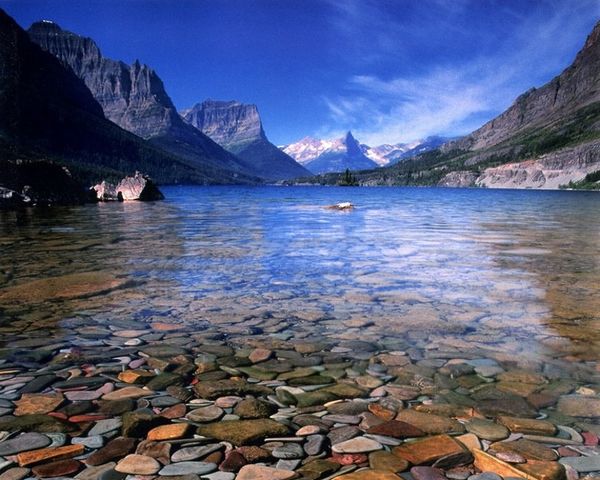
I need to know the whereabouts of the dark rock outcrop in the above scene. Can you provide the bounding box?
[0,160,87,208]
[90,172,164,202]
[27,21,259,183]
[182,100,311,180]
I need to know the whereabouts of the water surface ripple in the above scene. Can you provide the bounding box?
[0,186,598,375]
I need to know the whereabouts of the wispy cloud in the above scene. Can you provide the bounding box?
[321,0,600,145]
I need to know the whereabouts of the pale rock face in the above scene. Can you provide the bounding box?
[91,173,164,201]
[475,141,600,189]
[182,100,265,150]
[181,100,311,180]
[438,141,600,189]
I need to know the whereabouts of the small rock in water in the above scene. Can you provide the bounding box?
[158,461,217,476]
[115,454,160,475]
[332,437,383,453]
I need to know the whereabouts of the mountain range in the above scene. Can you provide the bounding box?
[282,132,378,174]
[282,133,448,174]
[0,7,598,198]
[181,100,310,180]
[26,19,312,183]
[26,20,264,184]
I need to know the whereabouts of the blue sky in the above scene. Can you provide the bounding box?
[2,0,599,146]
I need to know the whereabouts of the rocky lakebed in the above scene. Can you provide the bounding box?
[0,322,596,480]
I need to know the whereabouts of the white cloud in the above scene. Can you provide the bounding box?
[321,0,600,145]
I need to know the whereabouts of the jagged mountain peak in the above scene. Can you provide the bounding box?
[282,132,378,174]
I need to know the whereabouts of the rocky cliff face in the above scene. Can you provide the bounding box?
[444,22,600,153]
[182,100,265,149]
[28,21,258,181]
[182,100,311,180]
[474,141,600,189]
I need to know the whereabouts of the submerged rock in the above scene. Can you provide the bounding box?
[0,272,130,305]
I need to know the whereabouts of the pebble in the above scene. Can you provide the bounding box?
[236,464,297,480]
[88,418,122,436]
[0,432,51,455]
[272,442,305,459]
[115,454,160,475]
[158,461,217,475]
[332,437,383,453]
[171,443,223,462]
[559,455,600,472]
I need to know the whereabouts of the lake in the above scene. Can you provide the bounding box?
[0,185,599,475]
[1,186,598,372]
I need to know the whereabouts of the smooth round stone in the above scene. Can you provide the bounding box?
[465,419,510,441]
[296,425,322,436]
[171,444,223,462]
[324,414,361,425]
[411,466,448,480]
[475,366,505,377]
[150,395,180,407]
[158,461,217,476]
[469,473,503,480]
[0,467,30,480]
[203,473,235,480]
[45,433,67,448]
[272,443,305,459]
[72,435,104,449]
[31,459,81,478]
[560,455,600,473]
[369,450,409,473]
[304,434,326,456]
[186,405,224,423]
[115,454,160,475]
[332,437,383,454]
[236,465,297,480]
[215,396,242,408]
[65,390,103,401]
[276,459,301,470]
[99,467,127,480]
[0,432,51,455]
[88,418,122,436]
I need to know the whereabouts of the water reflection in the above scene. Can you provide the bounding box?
[0,186,598,373]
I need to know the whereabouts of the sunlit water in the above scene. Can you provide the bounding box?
[0,186,598,376]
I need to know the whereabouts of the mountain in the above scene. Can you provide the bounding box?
[283,132,379,174]
[301,22,600,189]
[27,20,259,183]
[0,8,240,190]
[181,100,311,180]
[362,136,450,166]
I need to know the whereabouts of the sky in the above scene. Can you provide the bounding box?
[2,0,599,146]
